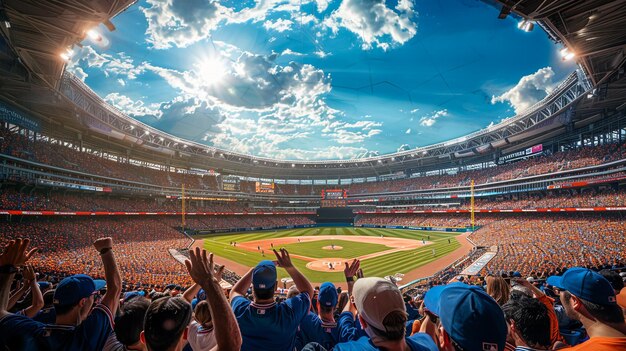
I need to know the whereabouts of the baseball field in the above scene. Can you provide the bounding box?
[197,227,473,285]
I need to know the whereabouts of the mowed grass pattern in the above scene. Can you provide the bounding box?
[200,227,461,283]
[280,240,389,259]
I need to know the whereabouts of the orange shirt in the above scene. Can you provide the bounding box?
[561,337,626,351]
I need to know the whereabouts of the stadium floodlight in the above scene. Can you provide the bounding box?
[517,20,534,32]
[560,48,575,61]
[87,29,102,41]
[587,88,597,99]
[144,130,150,135]
[60,48,74,61]
[3,21,9,28]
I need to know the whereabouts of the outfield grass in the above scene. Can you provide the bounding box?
[280,239,389,259]
[200,227,460,283]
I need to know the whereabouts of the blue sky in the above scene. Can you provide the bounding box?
[68,0,576,160]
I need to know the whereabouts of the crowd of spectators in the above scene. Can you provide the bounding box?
[1,236,625,351]
[2,126,625,197]
[471,213,626,278]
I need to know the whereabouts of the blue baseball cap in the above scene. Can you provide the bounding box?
[512,272,522,278]
[425,284,507,351]
[37,281,52,290]
[547,267,616,305]
[53,274,106,306]
[252,260,276,290]
[318,282,338,307]
[197,289,207,301]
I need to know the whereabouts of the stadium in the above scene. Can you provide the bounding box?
[0,1,625,351]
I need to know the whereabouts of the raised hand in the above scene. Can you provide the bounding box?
[93,237,113,252]
[344,259,361,279]
[273,248,294,269]
[0,239,37,267]
[22,265,36,282]
[185,247,225,286]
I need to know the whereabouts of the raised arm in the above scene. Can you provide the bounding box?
[185,248,242,351]
[274,248,313,298]
[0,239,37,318]
[182,283,202,303]
[230,268,253,300]
[7,279,28,311]
[94,237,122,315]
[343,259,361,297]
[21,265,44,318]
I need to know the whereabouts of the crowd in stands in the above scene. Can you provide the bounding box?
[1,235,625,351]
[2,125,625,197]
[471,213,626,277]
[2,186,625,215]
[355,214,472,227]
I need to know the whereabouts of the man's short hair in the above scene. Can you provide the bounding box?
[562,291,625,324]
[115,297,150,347]
[599,269,624,292]
[143,297,192,351]
[254,286,275,300]
[502,297,551,349]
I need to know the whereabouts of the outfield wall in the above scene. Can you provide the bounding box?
[358,224,475,233]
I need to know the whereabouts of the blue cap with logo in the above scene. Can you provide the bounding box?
[425,284,506,351]
[252,260,277,290]
[53,274,106,306]
[197,288,207,301]
[547,267,616,305]
[318,282,338,307]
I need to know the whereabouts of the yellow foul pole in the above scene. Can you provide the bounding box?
[181,183,186,232]
[470,179,475,231]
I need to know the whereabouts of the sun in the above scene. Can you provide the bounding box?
[196,57,227,85]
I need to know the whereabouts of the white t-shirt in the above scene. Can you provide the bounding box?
[188,321,217,351]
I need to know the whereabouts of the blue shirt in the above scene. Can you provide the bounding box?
[232,292,311,351]
[0,304,114,351]
[297,312,341,350]
[337,311,368,343]
[334,333,438,351]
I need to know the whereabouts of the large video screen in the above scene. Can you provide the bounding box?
[255,181,275,194]
[222,176,240,192]
[321,189,347,200]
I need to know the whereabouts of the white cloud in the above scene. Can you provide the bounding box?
[140,45,383,159]
[67,46,145,80]
[315,0,330,12]
[67,66,88,81]
[141,0,331,49]
[410,108,419,114]
[314,49,332,58]
[405,128,411,134]
[117,79,126,86]
[281,48,305,56]
[263,18,293,32]
[141,0,282,49]
[104,93,161,117]
[397,144,411,152]
[419,109,448,127]
[326,0,418,50]
[491,67,556,114]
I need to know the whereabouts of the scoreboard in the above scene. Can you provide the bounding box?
[321,189,348,207]
[255,181,275,194]
[222,176,240,192]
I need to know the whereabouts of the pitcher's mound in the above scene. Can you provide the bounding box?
[322,245,343,250]
[307,258,344,272]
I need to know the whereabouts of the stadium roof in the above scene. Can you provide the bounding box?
[490,0,626,86]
